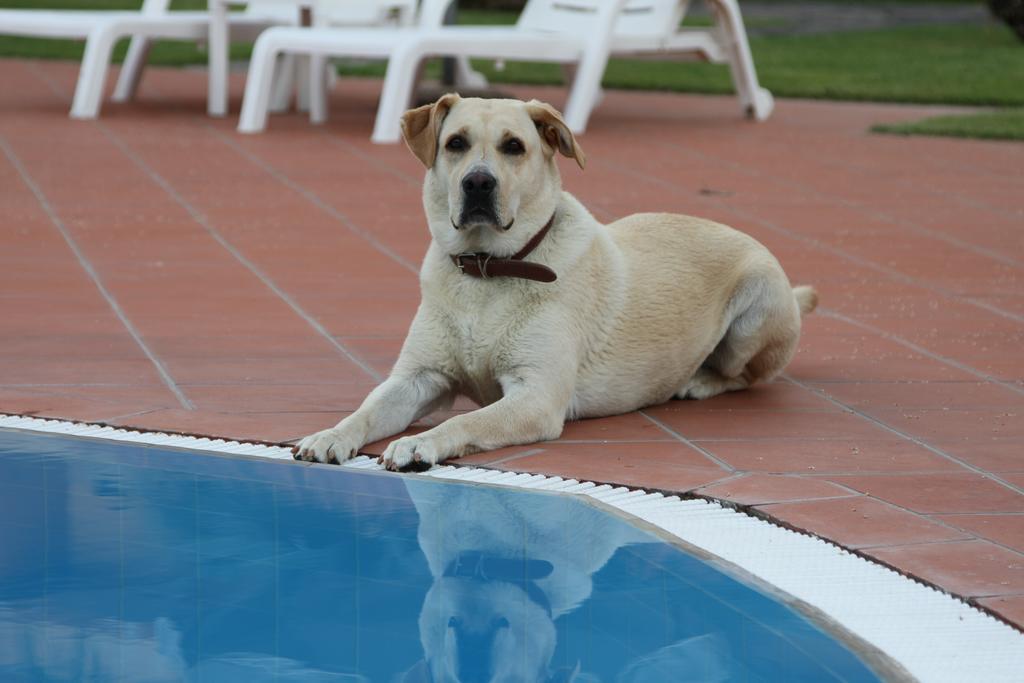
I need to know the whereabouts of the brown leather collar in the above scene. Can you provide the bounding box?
[450,214,557,283]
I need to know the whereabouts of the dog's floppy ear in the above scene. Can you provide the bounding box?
[525,100,585,170]
[401,93,460,168]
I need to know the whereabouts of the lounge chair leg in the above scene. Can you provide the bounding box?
[309,53,329,125]
[238,34,281,133]
[270,53,296,113]
[372,46,421,143]
[70,25,120,119]
[562,48,611,134]
[453,57,488,90]
[296,55,311,112]
[112,35,151,103]
[562,64,605,107]
[208,0,229,116]
[710,0,773,120]
[560,0,625,135]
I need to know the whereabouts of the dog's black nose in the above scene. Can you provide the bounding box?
[462,171,496,199]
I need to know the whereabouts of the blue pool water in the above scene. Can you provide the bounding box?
[0,430,884,682]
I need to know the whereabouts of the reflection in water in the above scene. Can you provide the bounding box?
[0,431,881,682]
[399,479,646,682]
[0,606,367,681]
[0,612,186,681]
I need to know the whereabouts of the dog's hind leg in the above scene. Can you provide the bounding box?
[678,274,813,400]
[679,365,750,400]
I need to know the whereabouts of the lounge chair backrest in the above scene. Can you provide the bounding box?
[246,1,318,21]
[313,0,418,26]
[140,1,313,19]
[140,0,171,15]
[417,0,460,28]
[517,0,690,40]
[140,0,313,20]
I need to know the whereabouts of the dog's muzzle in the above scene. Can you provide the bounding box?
[458,170,500,228]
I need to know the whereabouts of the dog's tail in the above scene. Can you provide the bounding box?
[793,285,819,316]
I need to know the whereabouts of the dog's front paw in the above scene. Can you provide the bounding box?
[379,435,443,472]
[292,428,361,464]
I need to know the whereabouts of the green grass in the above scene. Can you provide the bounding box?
[0,1,205,8]
[746,24,1024,107]
[872,108,1024,141]
[452,23,1024,109]
[1,3,1021,110]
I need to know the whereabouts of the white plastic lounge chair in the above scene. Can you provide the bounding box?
[0,0,286,119]
[248,0,420,117]
[238,0,480,134]
[0,0,415,120]
[237,0,772,142]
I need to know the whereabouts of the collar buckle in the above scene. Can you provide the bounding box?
[455,252,492,279]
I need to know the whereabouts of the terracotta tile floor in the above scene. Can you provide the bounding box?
[1,59,1021,629]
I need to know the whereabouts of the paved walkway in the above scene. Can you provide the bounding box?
[0,59,1021,630]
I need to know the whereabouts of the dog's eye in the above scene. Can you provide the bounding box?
[445,135,467,152]
[494,617,510,629]
[447,616,460,628]
[502,138,525,155]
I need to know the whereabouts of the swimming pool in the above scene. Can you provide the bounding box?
[0,428,890,682]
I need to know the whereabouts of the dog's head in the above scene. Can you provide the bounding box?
[419,576,557,683]
[401,95,584,256]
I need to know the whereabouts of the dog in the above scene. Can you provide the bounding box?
[294,95,817,470]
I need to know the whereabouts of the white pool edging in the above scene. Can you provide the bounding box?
[2,413,1022,682]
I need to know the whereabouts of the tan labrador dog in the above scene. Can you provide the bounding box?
[294,95,817,470]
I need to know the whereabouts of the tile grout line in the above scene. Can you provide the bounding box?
[746,493,867,506]
[26,62,383,384]
[782,374,1024,496]
[618,111,1019,225]
[800,378,1024,386]
[467,447,548,467]
[637,410,735,472]
[800,469,1019,476]
[3,382,371,388]
[203,122,420,275]
[601,158,1024,324]
[320,132,422,189]
[760,491,1024,558]
[81,70,419,279]
[1,384,167,388]
[856,536,1024,558]
[768,102,1024,177]
[0,134,194,411]
[92,122,385,385]
[816,307,1024,396]
[933,511,1024,517]
[808,138,1024,226]
[653,123,1024,259]
[777,107,1024,193]
[537,438,679,444]
[895,514,1024,559]
[590,435,1018,443]
[99,408,167,424]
